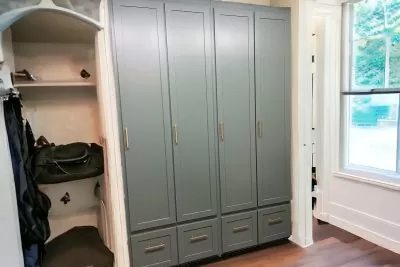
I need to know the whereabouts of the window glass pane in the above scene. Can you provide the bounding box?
[348,95,399,171]
[386,1,400,28]
[389,32,400,87]
[354,1,384,40]
[353,38,386,90]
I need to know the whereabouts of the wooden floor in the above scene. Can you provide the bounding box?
[206,219,400,267]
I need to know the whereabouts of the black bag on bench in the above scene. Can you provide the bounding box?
[33,137,104,184]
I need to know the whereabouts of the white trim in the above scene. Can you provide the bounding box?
[329,203,400,254]
[334,171,400,191]
[305,0,342,231]
[95,0,130,266]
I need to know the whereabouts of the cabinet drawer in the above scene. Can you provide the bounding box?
[177,219,219,264]
[222,210,257,253]
[258,204,291,244]
[131,227,178,267]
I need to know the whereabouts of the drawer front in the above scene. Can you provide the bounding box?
[131,227,178,267]
[177,219,219,264]
[258,204,291,244]
[222,210,257,253]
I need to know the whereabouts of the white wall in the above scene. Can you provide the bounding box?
[0,31,24,267]
[330,175,400,252]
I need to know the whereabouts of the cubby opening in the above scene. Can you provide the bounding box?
[2,8,113,266]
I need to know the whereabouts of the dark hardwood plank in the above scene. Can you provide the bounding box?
[205,219,400,267]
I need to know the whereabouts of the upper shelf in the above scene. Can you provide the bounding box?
[14,80,96,88]
[0,0,103,43]
[11,10,98,44]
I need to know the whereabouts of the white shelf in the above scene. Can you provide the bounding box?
[14,81,96,88]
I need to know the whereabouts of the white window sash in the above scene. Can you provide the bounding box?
[341,0,400,177]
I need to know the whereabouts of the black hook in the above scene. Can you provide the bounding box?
[60,192,71,205]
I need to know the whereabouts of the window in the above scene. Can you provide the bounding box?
[344,0,400,176]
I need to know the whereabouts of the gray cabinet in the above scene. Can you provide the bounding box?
[255,9,291,207]
[177,219,219,264]
[258,204,291,244]
[221,211,257,253]
[131,227,178,267]
[112,1,292,265]
[113,0,176,231]
[214,6,257,214]
[165,1,218,222]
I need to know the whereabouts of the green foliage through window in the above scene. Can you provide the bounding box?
[353,0,400,89]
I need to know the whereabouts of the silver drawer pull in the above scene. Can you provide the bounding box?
[233,225,249,233]
[268,218,283,225]
[219,121,224,141]
[190,234,208,243]
[173,124,179,145]
[145,243,165,253]
[124,127,129,150]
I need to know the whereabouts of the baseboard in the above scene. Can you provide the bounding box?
[329,203,400,254]
[289,234,313,248]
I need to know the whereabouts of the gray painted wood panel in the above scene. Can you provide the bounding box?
[258,204,291,244]
[221,210,257,253]
[165,1,218,222]
[177,219,219,264]
[131,227,178,267]
[214,7,257,214]
[255,11,291,207]
[114,0,176,231]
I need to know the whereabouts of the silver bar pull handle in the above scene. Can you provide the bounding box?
[233,225,249,233]
[258,120,262,138]
[268,218,283,225]
[173,124,179,145]
[145,243,165,253]
[189,234,208,243]
[124,127,129,150]
[219,121,224,141]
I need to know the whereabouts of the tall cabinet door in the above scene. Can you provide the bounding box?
[255,10,291,207]
[165,1,218,222]
[214,6,257,214]
[113,0,176,231]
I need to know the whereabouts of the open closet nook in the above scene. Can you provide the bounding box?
[0,1,114,266]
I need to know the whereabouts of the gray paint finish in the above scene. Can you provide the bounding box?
[258,204,291,244]
[221,210,257,253]
[214,7,257,214]
[131,227,178,267]
[255,11,291,207]
[114,0,176,231]
[165,2,218,222]
[177,219,219,264]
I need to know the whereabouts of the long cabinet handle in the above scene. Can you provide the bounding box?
[233,225,249,233]
[124,127,129,150]
[268,218,283,225]
[190,234,209,243]
[219,121,224,141]
[257,120,262,138]
[145,243,165,253]
[173,124,179,145]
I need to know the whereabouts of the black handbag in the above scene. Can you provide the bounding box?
[33,137,104,184]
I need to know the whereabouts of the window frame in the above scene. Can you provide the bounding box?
[341,0,400,182]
